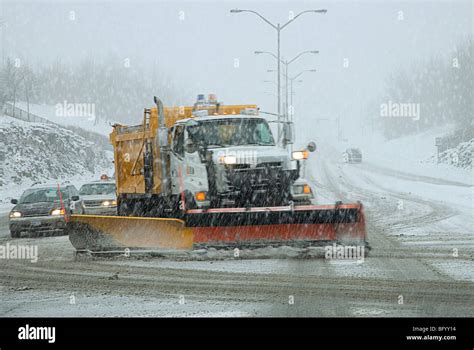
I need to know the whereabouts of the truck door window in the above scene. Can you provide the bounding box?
[256,122,273,144]
[173,125,185,157]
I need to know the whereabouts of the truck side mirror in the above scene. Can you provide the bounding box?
[11,199,18,205]
[184,138,197,153]
[71,196,80,201]
[307,141,317,152]
[283,122,294,145]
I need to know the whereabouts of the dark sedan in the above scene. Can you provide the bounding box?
[9,184,83,238]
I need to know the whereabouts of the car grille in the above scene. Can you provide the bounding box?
[83,200,105,207]
[22,210,50,217]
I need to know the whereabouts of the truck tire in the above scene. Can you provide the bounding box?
[118,199,134,216]
[182,191,197,210]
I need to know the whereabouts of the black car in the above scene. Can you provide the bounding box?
[343,148,362,163]
[9,183,83,238]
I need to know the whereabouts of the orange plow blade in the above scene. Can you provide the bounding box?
[186,203,367,249]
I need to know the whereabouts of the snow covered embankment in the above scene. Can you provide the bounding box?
[358,126,473,185]
[433,139,473,169]
[0,116,112,204]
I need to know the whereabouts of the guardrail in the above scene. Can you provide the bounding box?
[2,102,112,150]
[2,102,58,125]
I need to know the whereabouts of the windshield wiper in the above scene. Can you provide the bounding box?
[238,142,274,146]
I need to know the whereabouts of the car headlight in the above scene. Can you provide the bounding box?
[9,211,22,218]
[218,155,237,165]
[292,150,309,160]
[51,208,65,216]
[102,200,117,207]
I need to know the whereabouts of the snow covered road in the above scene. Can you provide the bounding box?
[0,145,472,317]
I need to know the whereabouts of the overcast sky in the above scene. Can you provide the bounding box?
[1,0,472,141]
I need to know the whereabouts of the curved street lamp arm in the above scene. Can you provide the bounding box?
[288,50,319,65]
[281,9,327,30]
[233,9,278,30]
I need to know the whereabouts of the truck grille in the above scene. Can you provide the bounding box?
[225,162,283,191]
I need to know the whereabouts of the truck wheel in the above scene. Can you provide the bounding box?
[182,191,197,210]
[118,199,133,216]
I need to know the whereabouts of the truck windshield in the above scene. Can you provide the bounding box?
[19,188,69,204]
[188,118,275,147]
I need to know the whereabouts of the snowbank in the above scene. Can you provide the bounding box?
[0,115,114,207]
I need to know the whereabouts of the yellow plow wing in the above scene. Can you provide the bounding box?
[66,215,194,252]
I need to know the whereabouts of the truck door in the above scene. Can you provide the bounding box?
[170,125,185,195]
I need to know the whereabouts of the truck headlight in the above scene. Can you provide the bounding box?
[51,208,65,216]
[9,211,22,218]
[303,184,312,194]
[218,155,237,165]
[292,150,309,160]
[293,184,312,195]
[102,200,117,207]
[195,192,207,201]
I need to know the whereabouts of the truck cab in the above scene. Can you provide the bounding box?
[110,95,315,216]
[169,111,301,208]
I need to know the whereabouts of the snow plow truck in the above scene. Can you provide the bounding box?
[66,95,367,253]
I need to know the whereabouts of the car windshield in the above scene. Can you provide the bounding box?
[79,183,116,195]
[188,118,275,147]
[19,188,69,204]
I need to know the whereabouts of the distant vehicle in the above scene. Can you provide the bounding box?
[291,178,314,205]
[343,148,362,163]
[9,183,83,238]
[79,178,117,215]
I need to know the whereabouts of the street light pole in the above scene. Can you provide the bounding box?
[0,19,6,69]
[258,50,318,123]
[230,8,326,144]
[284,60,289,121]
[290,79,303,117]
